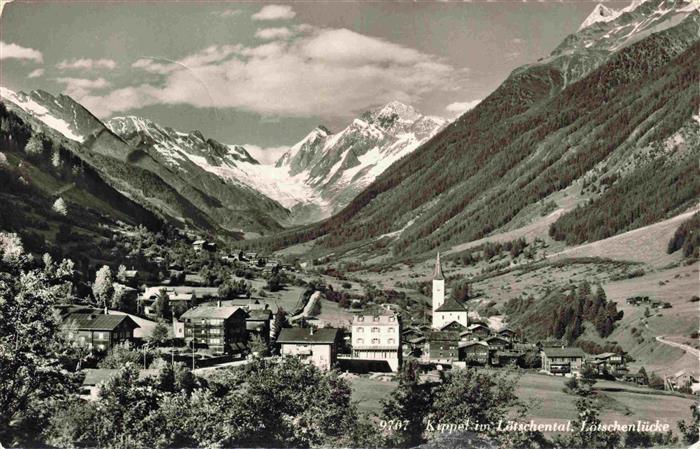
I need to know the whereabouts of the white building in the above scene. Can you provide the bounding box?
[351,312,401,371]
[277,327,341,371]
[431,252,469,329]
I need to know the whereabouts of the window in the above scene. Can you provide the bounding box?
[210,328,221,335]
[388,338,395,345]
[357,327,364,333]
[371,327,380,333]
[210,319,224,325]
[371,338,380,345]
[357,316,364,322]
[373,316,380,322]
[357,338,364,344]
[388,327,394,333]
[209,338,221,345]
[389,316,395,322]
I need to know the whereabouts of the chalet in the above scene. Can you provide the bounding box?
[466,323,491,339]
[485,335,511,351]
[352,313,401,371]
[113,282,138,305]
[622,371,647,385]
[497,328,517,340]
[246,308,273,342]
[428,328,461,364]
[140,286,197,318]
[591,352,627,377]
[541,347,585,376]
[492,350,523,367]
[184,274,206,286]
[665,369,697,392]
[277,327,342,371]
[180,305,248,354]
[431,253,469,329]
[63,313,140,351]
[459,340,489,365]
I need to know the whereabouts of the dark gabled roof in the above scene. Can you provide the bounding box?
[542,347,585,358]
[459,340,489,349]
[435,296,467,312]
[277,328,340,344]
[66,313,139,331]
[439,320,467,331]
[485,335,509,343]
[432,252,444,281]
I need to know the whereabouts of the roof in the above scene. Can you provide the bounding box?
[193,239,206,245]
[247,309,273,320]
[439,321,467,331]
[432,252,444,281]
[82,368,157,386]
[468,323,489,330]
[435,296,467,312]
[498,328,515,334]
[542,347,586,358]
[353,313,399,325]
[593,352,618,360]
[277,328,340,344]
[181,306,246,320]
[486,335,509,343]
[459,340,489,348]
[66,313,139,331]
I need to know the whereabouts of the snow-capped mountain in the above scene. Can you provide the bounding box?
[267,101,447,223]
[0,87,102,143]
[521,0,698,89]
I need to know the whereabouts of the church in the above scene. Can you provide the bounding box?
[431,252,469,329]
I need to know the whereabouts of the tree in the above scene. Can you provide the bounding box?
[677,404,699,445]
[450,279,471,302]
[266,273,283,292]
[249,334,269,357]
[153,288,172,319]
[93,265,114,308]
[116,264,128,283]
[564,397,621,449]
[380,359,432,447]
[24,133,44,156]
[637,366,649,385]
[0,250,77,446]
[149,320,169,346]
[52,197,67,216]
[270,308,289,351]
[0,232,24,264]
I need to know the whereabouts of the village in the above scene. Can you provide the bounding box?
[54,231,698,401]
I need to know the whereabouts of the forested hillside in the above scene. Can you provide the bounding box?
[251,9,699,256]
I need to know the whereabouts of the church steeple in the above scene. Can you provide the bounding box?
[432,252,444,280]
[431,252,445,316]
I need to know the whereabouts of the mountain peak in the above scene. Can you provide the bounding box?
[579,3,622,31]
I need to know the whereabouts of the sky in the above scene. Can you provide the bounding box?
[0,0,632,161]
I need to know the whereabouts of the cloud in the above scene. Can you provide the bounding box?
[255,27,293,40]
[0,41,43,63]
[243,144,290,165]
[28,68,45,78]
[252,5,296,21]
[445,99,481,115]
[82,26,458,119]
[55,77,110,98]
[215,9,240,18]
[56,58,117,70]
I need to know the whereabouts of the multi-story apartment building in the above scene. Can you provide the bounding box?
[180,305,248,354]
[352,313,401,371]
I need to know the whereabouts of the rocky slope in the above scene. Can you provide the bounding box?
[0,88,290,236]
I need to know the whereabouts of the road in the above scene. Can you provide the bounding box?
[656,336,700,358]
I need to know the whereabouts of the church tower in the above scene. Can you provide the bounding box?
[432,252,445,312]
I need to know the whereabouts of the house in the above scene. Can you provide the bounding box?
[497,328,517,340]
[466,323,491,339]
[485,335,511,351]
[180,305,248,354]
[63,312,140,351]
[428,328,461,364]
[665,369,697,392]
[193,240,217,252]
[139,286,197,318]
[113,282,138,306]
[541,347,586,376]
[246,307,273,342]
[431,253,469,329]
[80,368,158,401]
[351,313,401,371]
[591,352,627,377]
[277,327,342,371]
[492,350,523,367]
[459,340,490,365]
[121,269,140,287]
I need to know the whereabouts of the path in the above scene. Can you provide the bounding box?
[656,335,700,358]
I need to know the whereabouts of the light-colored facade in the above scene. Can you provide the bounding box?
[351,313,401,371]
[431,252,469,329]
[277,328,341,371]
